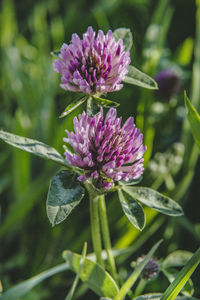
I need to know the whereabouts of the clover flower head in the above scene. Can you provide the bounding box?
[63,108,146,190]
[155,69,181,100]
[53,26,130,95]
[137,256,160,280]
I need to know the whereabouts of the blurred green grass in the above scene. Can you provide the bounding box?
[0,0,200,299]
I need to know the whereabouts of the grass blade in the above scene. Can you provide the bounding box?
[65,242,87,300]
[161,248,200,300]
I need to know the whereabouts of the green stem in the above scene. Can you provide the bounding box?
[86,183,104,267]
[133,278,146,297]
[99,194,118,283]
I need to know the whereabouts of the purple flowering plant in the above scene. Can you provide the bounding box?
[53,26,131,95]
[0,26,185,299]
[51,27,158,118]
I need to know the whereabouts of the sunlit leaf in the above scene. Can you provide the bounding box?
[59,96,88,118]
[46,170,85,226]
[0,130,70,168]
[92,96,120,108]
[118,190,145,231]
[113,27,133,51]
[0,263,69,300]
[123,186,183,216]
[63,250,119,298]
[87,97,100,116]
[162,251,193,269]
[184,92,200,152]
[161,248,200,300]
[123,65,158,90]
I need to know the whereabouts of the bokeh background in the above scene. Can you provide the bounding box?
[0,0,200,299]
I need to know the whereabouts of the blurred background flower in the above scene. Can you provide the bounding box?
[155,69,181,100]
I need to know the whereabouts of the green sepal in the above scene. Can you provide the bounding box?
[92,96,120,108]
[59,96,88,118]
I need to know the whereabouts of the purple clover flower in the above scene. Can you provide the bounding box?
[63,108,146,189]
[53,26,130,95]
[155,69,181,100]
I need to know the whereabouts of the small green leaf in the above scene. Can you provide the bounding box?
[184,92,200,152]
[118,190,145,231]
[162,251,193,269]
[92,96,120,108]
[65,242,87,300]
[114,240,162,300]
[119,177,143,186]
[123,186,183,216]
[162,268,194,297]
[123,65,158,90]
[87,96,100,116]
[51,50,60,57]
[0,130,70,168]
[161,248,200,300]
[133,294,163,300]
[113,28,133,51]
[59,96,88,118]
[46,170,85,226]
[0,263,69,300]
[62,251,119,298]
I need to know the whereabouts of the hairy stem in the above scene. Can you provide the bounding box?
[99,194,118,283]
[85,182,104,267]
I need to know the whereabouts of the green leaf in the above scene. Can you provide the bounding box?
[50,50,60,57]
[184,92,200,152]
[114,240,162,300]
[0,263,69,300]
[65,242,87,300]
[59,96,88,118]
[46,170,85,226]
[87,96,100,116]
[118,190,145,231]
[92,96,120,108]
[119,177,143,186]
[162,268,194,297]
[0,130,70,168]
[62,251,119,298]
[133,294,163,300]
[162,251,193,269]
[123,65,158,90]
[123,186,183,216]
[113,27,133,51]
[160,248,200,300]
